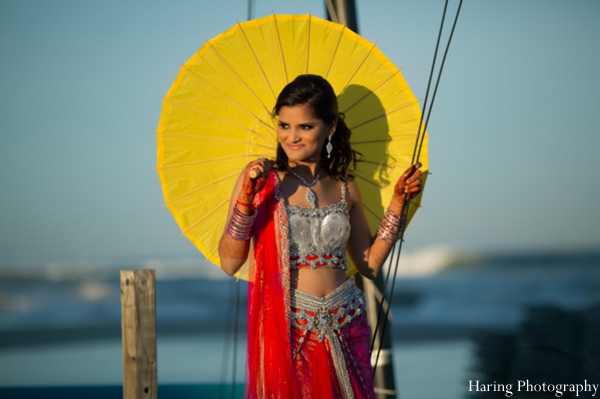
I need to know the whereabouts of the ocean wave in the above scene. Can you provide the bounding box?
[382,245,462,278]
[1,247,598,282]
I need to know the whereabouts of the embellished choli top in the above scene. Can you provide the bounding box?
[286,182,351,270]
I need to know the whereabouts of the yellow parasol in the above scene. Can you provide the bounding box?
[157,14,428,279]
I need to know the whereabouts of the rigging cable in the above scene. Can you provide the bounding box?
[231,280,241,399]
[370,0,450,354]
[371,0,463,378]
[219,278,241,398]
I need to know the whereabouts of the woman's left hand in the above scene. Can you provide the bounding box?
[392,163,423,206]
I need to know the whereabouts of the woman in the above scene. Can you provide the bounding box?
[218,74,422,398]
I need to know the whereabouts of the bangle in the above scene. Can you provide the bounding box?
[226,206,256,241]
[376,208,406,245]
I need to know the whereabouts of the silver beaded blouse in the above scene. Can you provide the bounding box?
[287,182,351,270]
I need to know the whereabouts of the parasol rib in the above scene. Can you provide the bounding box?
[164,171,241,205]
[348,100,419,130]
[163,97,272,142]
[339,41,378,94]
[204,39,271,115]
[353,173,384,189]
[236,21,277,101]
[352,136,418,145]
[182,65,275,134]
[324,26,345,80]
[248,110,278,141]
[159,152,273,170]
[354,173,396,196]
[363,202,420,258]
[359,159,396,169]
[180,199,230,235]
[159,132,275,150]
[305,14,311,74]
[341,70,401,114]
[362,202,384,224]
[272,14,289,84]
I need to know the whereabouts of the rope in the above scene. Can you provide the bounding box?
[371,0,463,378]
[219,278,242,398]
[219,278,236,397]
[231,280,241,399]
[371,0,451,355]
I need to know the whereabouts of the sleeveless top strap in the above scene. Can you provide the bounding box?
[341,180,347,203]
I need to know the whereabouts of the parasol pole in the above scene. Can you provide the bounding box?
[326,1,398,398]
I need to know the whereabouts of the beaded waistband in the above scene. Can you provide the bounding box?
[290,278,365,342]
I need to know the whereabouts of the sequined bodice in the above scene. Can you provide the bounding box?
[287,183,350,270]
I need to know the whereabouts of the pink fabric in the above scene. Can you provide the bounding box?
[292,312,375,398]
[245,170,375,398]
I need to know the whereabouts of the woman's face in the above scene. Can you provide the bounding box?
[276,104,334,165]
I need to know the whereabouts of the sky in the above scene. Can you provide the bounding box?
[1,0,599,268]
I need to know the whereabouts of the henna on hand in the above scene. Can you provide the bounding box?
[393,163,423,205]
[239,158,272,205]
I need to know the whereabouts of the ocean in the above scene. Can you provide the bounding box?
[1,248,599,398]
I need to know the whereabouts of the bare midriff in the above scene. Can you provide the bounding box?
[291,268,349,297]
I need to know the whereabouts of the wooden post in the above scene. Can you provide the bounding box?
[361,276,397,398]
[121,269,157,399]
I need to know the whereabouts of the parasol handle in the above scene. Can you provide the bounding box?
[249,169,260,179]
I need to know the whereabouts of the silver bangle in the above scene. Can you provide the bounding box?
[376,208,406,245]
[226,206,256,241]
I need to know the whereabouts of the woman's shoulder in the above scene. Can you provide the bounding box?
[337,173,357,186]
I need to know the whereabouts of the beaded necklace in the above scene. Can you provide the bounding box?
[286,166,320,209]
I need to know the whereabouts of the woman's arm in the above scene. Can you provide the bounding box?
[218,158,272,276]
[346,164,422,279]
[218,173,252,275]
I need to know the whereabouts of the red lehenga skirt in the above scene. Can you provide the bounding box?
[290,278,375,399]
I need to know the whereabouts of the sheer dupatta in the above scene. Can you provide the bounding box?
[245,171,300,398]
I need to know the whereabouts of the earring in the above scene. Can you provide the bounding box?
[326,134,333,158]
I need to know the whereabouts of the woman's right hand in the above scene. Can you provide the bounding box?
[239,158,273,205]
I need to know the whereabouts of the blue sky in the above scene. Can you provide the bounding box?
[1,0,599,265]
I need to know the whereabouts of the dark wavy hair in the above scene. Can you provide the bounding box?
[273,74,361,180]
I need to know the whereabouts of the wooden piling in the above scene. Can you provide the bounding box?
[121,269,157,399]
[358,275,397,399]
